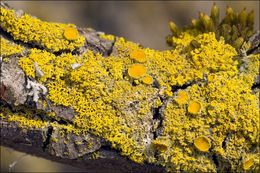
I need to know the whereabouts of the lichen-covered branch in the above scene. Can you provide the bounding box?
[0,2,259,172]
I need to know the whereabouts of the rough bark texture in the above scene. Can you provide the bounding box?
[0,2,165,172]
[1,120,164,173]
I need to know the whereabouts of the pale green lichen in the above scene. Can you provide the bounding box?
[0,4,259,173]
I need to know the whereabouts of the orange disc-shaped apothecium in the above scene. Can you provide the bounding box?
[188,100,202,114]
[243,158,254,170]
[128,64,147,79]
[130,50,147,63]
[152,137,170,153]
[175,91,189,104]
[142,75,153,85]
[64,28,79,41]
[194,136,211,152]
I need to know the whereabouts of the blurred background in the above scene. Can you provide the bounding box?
[1,1,259,172]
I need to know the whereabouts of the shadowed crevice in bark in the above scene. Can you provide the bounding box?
[43,126,53,151]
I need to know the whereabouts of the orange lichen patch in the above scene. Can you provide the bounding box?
[142,75,153,85]
[175,91,189,104]
[243,158,254,170]
[64,28,79,41]
[130,50,147,63]
[188,100,202,114]
[194,136,211,152]
[152,137,170,152]
[128,64,147,79]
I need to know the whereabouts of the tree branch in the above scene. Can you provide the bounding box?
[1,2,259,172]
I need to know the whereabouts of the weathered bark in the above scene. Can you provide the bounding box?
[0,2,165,172]
[1,120,164,172]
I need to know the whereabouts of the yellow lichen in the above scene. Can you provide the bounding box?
[152,136,170,152]
[175,91,189,104]
[188,100,202,114]
[194,136,211,152]
[130,49,147,63]
[243,158,254,170]
[210,100,218,107]
[128,64,147,79]
[63,27,79,41]
[91,152,101,159]
[0,8,85,51]
[142,75,153,85]
[0,37,23,56]
[1,5,259,172]
[100,33,115,41]
[207,73,216,82]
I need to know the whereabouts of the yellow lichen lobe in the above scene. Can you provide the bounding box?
[130,49,147,63]
[194,136,211,152]
[0,37,23,56]
[63,27,79,41]
[188,100,202,114]
[175,91,189,104]
[100,33,115,41]
[210,100,217,107]
[243,158,254,170]
[128,64,147,79]
[142,75,153,85]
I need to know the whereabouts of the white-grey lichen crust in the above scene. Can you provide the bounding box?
[26,78,47,102]
[71,63,82,70]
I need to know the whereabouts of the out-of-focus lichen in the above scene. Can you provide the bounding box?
[99,33,115,41]
[0,4,259,173]
[167,3,255,50]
